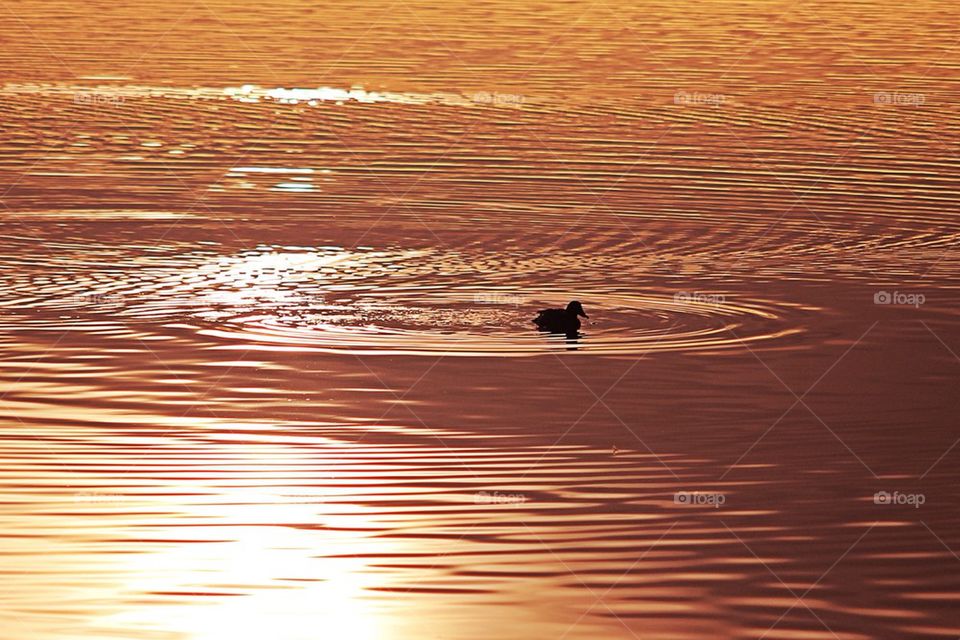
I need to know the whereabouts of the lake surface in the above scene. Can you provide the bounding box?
[1,1,959,638]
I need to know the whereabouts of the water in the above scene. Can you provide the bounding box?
[1,1,959,638]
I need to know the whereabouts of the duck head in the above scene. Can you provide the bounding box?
[566,300,588,318]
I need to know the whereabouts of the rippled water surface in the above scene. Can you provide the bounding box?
[2,1,960,638]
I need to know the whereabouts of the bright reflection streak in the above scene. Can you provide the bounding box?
[102,469,387,640]
[168,249,368,309]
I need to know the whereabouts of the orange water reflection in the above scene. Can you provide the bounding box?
[2,0,960,638]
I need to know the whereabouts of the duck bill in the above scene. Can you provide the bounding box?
[579,312,589,318]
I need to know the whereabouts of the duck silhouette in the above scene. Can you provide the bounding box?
[533,300,589,337]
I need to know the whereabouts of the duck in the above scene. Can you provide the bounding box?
[533,300,589,336]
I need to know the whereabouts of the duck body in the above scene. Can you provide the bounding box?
[533,300,589,336]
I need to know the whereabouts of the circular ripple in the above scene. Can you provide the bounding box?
[195,292,802,356]
[0,239,807,357]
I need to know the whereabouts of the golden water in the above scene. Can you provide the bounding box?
[1,1,959,638]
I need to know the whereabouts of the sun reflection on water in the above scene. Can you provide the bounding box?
[102,482,387,639]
